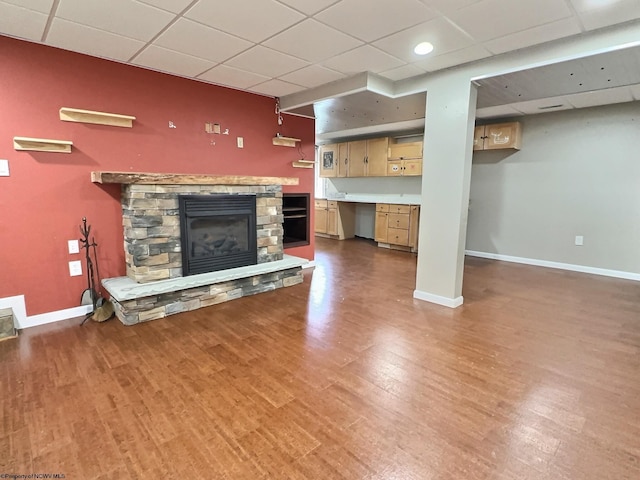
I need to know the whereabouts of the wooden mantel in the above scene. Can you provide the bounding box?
[91,171,299,186]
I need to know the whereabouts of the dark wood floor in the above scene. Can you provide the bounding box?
[2,237,639,479]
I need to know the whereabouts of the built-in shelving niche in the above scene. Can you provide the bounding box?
[282,193,310,248]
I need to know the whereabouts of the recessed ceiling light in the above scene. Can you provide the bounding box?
[414,42,434,56]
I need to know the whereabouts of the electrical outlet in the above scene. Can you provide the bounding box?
[69,260,82,276]
[0,159,9,177]
[575,235,584,246]
[237,137,244,148]
[68,239,80,254]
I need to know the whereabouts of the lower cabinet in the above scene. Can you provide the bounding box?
[374,203,419,250]
[314,199,355,239]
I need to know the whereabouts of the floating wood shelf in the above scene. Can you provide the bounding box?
[13,136,73,153]
[272,136,301,147]
[59,107,136,128]
[91,171,299,186]
[292,160,315,169]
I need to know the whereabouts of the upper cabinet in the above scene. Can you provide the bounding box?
[319,144,338,177]
[474,121,522,151]
[319,137,425,178]
[388,141,422,160]
[347,137,389,177]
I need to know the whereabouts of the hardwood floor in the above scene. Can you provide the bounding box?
[2,237,639,479]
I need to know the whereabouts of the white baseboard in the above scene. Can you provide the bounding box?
[0,295,93,329]
[465,250,640,282]
[24,305,93,329]
[413,290,464,308]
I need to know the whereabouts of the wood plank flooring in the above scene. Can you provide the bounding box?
[2,237,639,479]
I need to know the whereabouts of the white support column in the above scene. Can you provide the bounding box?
[414,74,477,308]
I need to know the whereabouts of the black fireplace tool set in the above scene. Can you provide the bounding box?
[79,217,114,325]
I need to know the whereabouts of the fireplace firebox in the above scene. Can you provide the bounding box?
[179,195,257,276]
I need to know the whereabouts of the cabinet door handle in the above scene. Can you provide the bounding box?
[364,156,368,164]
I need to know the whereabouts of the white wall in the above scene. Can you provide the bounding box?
[467,102,640,275]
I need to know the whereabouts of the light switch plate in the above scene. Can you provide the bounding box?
[0,159,9,176]
[69,260,82,276]
[68,239,80,254]
[237,137,244,148]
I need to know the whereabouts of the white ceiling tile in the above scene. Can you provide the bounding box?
[249,79,306,97]
[0,2,47,41]
[378,64,427,81]
[279,65,346,88]
[419,0,483,14]
[46,18,145,61]
[416,44,491,72]
[56,0,173,41]
[510,96,574,115]
[263,19,362,63]
[475,104,523,119]
[565,86,635,108]
[315,0,438,42]
[277,0,340,15]
[225,45,309,78]
[136,0,193,13]
[447,0,573,42]
[154,18,252,63]
[197,64,270,89]
[484,17,582,55]
[1,0,52,14]
[132,45,215,77]
[630,84,640,100]
[322,45,406,75]
[185,0,304,43]
[571,0,640,30]
[373,17,474,63]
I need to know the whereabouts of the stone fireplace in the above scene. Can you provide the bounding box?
[94,172,307,325]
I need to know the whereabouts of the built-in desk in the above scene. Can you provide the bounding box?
[315,195,421,251]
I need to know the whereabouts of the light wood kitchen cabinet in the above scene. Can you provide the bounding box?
[374,203,419,250]
[387,159,422,176]
[347,137,389,177]
[319,144,338,177]
[336,142,348,177]
[388,141,423,160]
[315,199,355,240]
[474,122,522,151]
[387,140,423,176]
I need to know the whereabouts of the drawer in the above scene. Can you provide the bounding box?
[388,213,410,230]
[315,199,327,208]
[387,228,409,246]
[327,200,338,209]
[376,203,390,213]
[389,204,410,214]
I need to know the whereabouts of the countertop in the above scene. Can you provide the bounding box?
[322,193,421,205]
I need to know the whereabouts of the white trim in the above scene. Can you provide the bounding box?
[0,296,93,329]
[413,290,464,308]
[465,250,640,282]
[22,305,93,329]
[302,260,316,270]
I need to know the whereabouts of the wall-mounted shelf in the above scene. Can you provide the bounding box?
[59,107,136,128]
[13,136,73,153]
[292,160,315,169]
[272,136,301,147]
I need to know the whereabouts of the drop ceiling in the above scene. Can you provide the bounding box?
[1,0,640,134]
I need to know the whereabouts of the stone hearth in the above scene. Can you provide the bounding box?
[93,171,306,325]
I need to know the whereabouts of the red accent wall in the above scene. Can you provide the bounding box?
[0,36,315,316]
